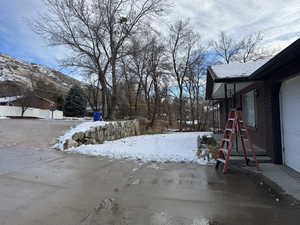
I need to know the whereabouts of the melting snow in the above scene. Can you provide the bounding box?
[66,132,212,164]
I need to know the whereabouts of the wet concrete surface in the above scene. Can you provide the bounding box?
[0,119,300,225]
[0,119,81,148]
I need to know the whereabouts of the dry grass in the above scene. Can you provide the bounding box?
[207,144,220,159]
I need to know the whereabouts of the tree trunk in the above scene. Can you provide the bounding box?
[150,84,159,127]
[179,87,183,131]
[21,106,26,117]
[134,82,141,114]
[110,58,118,120]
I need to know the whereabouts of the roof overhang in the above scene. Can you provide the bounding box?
[211,81,253,99]
[205,68,252,100]
[206,38,300,100]
[250,38,300,80]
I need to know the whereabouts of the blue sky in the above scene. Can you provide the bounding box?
[0,0,300,78]
[0,0,68,72]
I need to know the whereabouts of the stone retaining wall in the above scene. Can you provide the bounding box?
[63,120,140,150]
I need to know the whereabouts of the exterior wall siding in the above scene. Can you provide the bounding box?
[218,81,276,159]
[238,82,268,154]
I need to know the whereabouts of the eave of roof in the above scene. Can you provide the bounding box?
[250,38,300,80]
[207,66,250,83]
[206,38,300,100]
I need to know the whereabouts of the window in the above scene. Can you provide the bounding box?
[243,90,256,127]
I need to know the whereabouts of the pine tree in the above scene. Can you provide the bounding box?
[63,85,87,117]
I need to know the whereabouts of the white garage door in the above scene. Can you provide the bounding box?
[280,75,300,173]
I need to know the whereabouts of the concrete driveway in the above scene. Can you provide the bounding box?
[0,119,81,148]
[0,119,299,225]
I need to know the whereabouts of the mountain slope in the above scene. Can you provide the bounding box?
[0,53,82,95]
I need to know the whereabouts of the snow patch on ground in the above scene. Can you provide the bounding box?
[56,121,113,150]
[67,132,212,164]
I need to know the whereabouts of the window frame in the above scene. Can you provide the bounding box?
[243,89,257,128]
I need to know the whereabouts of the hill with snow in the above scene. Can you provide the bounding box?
[0,53,82,95]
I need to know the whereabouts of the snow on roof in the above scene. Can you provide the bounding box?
[211,58,271,79]
[0,96,22,103]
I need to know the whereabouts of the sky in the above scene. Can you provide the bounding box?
[0,0,299,78]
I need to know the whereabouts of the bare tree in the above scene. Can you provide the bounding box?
[234,32,266,62]
[32,0,110,116]
[120,57,139,117]
[84,73,102,112]
[212,31,243,64]
[124,36,148,116]
[213,31,271,64]
[126,33,154,118]
[123,30,168,126]
[145,37,167,126]
[32,0,166,119]
[183,50,206,130]
[168,20,201,131]
[98,0,165,118]
[15,88,34,117]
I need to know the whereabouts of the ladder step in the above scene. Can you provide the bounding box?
[217,158,226,164]
[218,110,259,173]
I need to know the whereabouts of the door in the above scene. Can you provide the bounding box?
[280,75,300,173]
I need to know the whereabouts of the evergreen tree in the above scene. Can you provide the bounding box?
[63,85,87,117]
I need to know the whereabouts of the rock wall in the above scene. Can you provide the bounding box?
[63,120,140,150]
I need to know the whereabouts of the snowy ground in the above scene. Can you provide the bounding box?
[66,132,212,165]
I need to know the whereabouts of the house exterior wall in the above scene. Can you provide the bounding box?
[238,82,267,153]
[209,39,300,166]
[219,101,226,129]
[218,81,277,160]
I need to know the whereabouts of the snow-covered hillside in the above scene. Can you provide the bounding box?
[0,53,82,93]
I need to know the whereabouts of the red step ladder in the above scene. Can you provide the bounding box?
[216,110,259,173]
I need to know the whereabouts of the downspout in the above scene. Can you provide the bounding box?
[224,83,229,121]
[272,82,283,164]
[233,83,239,153]
[212,101,215,133]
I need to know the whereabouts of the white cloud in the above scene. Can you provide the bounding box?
[166,0,300,48]
[0,0,68,68]
[0,0,299,70]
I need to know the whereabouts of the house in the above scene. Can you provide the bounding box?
[206,38,300,173]
[0,95,56,110]
[0,96,22,106]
